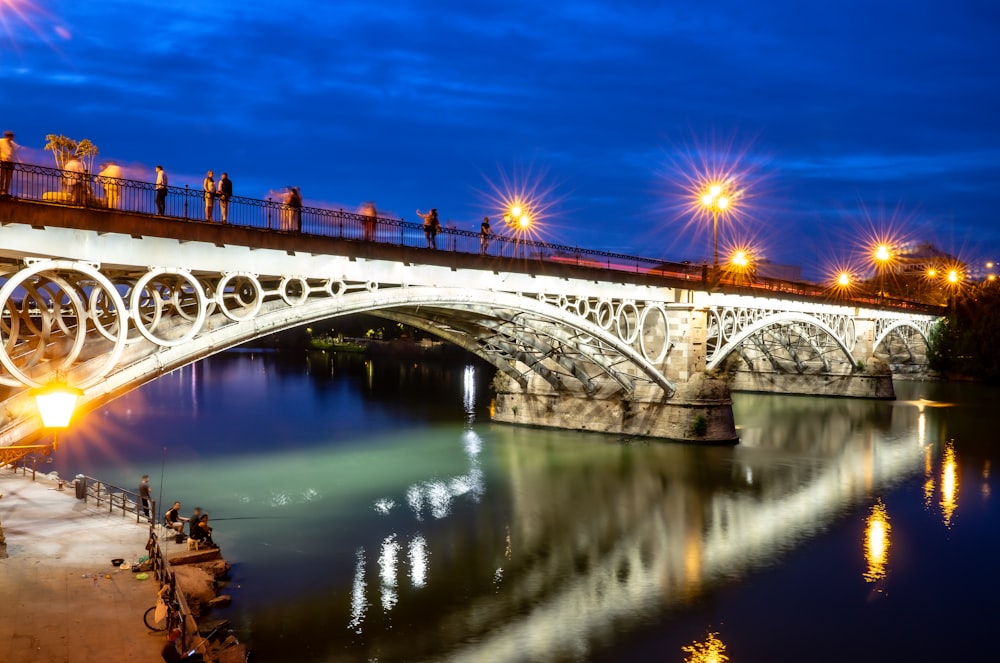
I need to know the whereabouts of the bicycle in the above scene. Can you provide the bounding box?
[144,584,180,632]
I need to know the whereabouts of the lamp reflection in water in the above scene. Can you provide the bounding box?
[863,499,891,584]
[940,440,959,527]
[682,631,729,663]
[349,365,486,631]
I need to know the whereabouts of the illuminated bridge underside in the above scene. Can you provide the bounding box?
[0,246,679,445]
[0,217,941,446]
[705,305,932,377]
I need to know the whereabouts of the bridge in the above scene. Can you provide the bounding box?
[0,163,941,455]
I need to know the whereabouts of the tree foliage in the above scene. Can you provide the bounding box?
[44,134,99,172]
[927,281,1000,382]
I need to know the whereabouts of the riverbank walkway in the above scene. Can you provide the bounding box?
[0,471,166,663]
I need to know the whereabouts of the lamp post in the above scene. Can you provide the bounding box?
[946,268,961,312]
[873,243,891,302]
[700,183,731,276]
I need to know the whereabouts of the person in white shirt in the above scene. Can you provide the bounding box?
[1,130,21,197]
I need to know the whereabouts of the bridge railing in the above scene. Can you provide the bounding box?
[1,163,942,313]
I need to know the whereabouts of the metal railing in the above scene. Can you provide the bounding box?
[73,474,154,524]
[0,161,942,312]
[146,528,199,654]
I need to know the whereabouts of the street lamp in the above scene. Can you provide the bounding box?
[0,378,83,468]
[504,204,532,258]
[31,378,83,449]
[700,183,732,274]
[873,243,891,301]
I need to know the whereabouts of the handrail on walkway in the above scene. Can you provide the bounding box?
[2,462,154,524]
[74,474,155,524]
[146,526,201,655]
[0,161,942,313]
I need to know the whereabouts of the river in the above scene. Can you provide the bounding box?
[47,349,1000,662]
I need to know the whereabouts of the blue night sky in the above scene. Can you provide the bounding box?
[2,0,998,279]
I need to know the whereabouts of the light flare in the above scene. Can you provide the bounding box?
[0,0,69,52]
[478,163,563,244]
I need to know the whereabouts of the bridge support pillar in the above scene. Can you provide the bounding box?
[491,373,738,444]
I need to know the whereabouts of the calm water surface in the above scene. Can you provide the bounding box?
[50,350,1000,662]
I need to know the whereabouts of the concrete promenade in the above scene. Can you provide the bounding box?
[0,470,166,663]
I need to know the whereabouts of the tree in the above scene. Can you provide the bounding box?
[44,134,77,170]
[43,134,99,172]
[75,139,99,174]
[927,280,1000,382]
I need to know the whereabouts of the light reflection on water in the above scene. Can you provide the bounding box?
[50,352,1000,662]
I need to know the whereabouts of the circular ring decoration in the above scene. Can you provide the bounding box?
[557,295,570,310]
[365,281,379,292]
[638,304,670,365]
[594,299,615,330]
[574,297,590,318]
[0,259,129,389]
[325,279,347,298]
[279,276,310,306]
[216,272,263,321]
[614,301,640,345]
[130,268,208,348]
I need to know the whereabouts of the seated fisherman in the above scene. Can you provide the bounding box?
[188,507,202,539]
[192,513,215,548]
[164,501,188,538]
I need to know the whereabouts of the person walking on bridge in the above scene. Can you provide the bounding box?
[155,165,168,215]
[0,130,20,197]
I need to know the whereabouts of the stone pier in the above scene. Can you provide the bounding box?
[491,372,739,444]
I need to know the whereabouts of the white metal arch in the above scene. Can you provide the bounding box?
[321,286,676,396]
[873,319,929,356]
[706,311,857,372]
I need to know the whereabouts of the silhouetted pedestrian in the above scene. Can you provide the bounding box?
[139,474,151,520]
[480,216,493,255]
[416,208,440,249]
[155,165,168,215]
[217,172,232,223]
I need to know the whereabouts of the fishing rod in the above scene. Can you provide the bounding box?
[207,516,284,521]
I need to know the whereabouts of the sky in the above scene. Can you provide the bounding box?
[2,0,999,280]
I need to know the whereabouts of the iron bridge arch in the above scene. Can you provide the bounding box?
[0,260,676,444]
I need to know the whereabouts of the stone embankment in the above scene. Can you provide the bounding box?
[166,544,233,615]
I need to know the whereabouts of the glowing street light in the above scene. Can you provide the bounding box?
[872,242,892,301]
[504,202,532,258]
[0,377,84,467]
[31,378,83,449]
[700,183,732,272]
